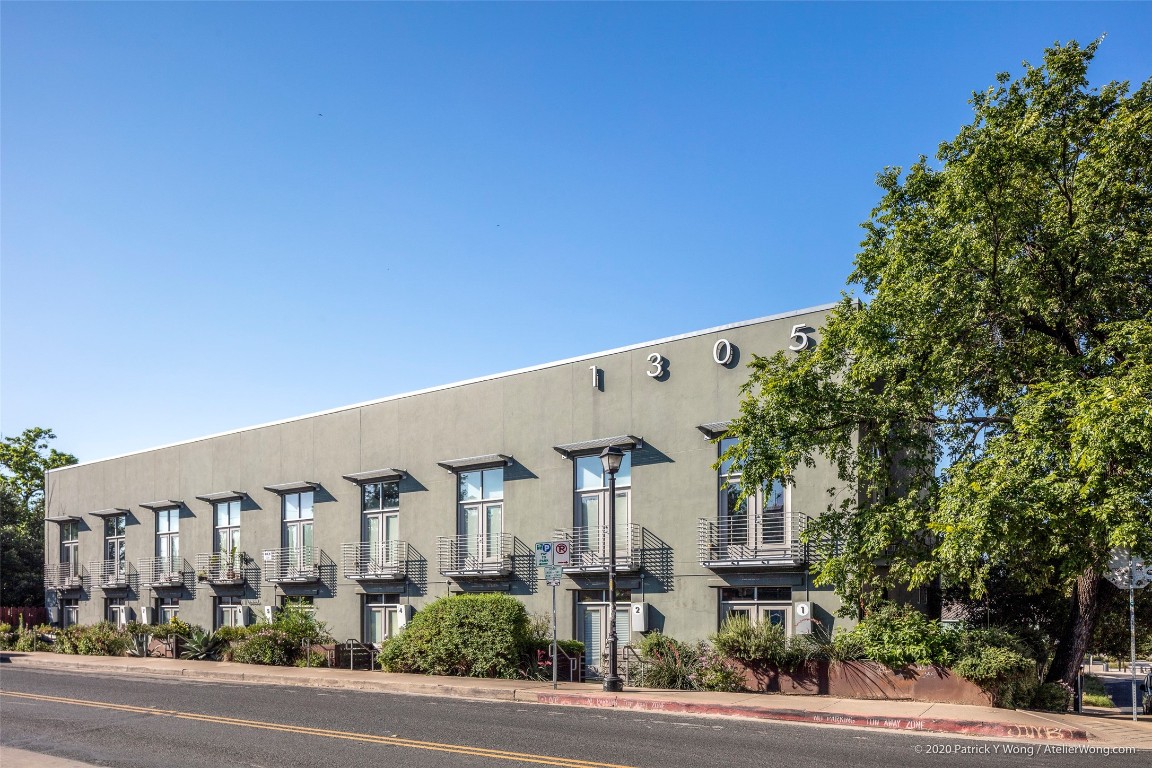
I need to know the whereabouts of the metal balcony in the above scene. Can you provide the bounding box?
[437,534,513,577]
[341,541,408,581]
[139,557,190,588]
[44,562,86,591]
[88,560,134,589]
[697,512,806,568]
[262,547,322,583]
[194,551,247,585]
[552,524,640,572]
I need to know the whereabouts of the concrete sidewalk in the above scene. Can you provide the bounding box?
[3,651,1149,748]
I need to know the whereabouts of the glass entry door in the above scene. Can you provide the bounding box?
[365,512,399,567]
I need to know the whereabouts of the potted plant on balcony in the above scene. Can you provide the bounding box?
[224,547,240,581]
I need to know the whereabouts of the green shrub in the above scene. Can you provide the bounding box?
[635,632,701,690]
[695,647,746,692]
[828,628,868,662]
[231,627,297,666]
[1031,681,1073,712]
[851,604,953,668]
[0,622,16,650]
[294,649,328,668]
[711,615,792,666]
[949,626,1039,707]
[272,603,332,646]
[54,622,130,656]
[11,623,52,652]
[379,594,530,678]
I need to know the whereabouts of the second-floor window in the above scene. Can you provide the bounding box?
[283,490,314,568]
[61,520,79,576]
[215,499,241,556]
[574,452,631,559]
[156,507,180,566]
[458,468,503,561]
[719,437,787,550]
[362,481,399,563]
[104,514,126,575]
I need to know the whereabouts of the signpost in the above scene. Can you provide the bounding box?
[536,541,570,689]
[1105,549,1149,722]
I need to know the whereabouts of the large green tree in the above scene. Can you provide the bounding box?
[1,428,78,605]
[726,41,1151,686]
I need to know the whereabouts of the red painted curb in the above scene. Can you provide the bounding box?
[533,693,1089,742]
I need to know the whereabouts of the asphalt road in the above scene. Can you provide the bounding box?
[0,668,1137,768]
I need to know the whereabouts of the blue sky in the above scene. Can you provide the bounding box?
[3,2,1150,463]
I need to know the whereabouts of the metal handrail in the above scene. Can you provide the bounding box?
[194,551,246,583]
[436,533,513,576]
[340,541,407,580]
[44,562,86,590]
[697,511,807,566]
[138,556,189,587]
[88,559,134,588]
[552,524,640,571]
[262,547,321,582]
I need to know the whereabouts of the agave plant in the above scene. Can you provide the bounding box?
[180,628,225,661]
[126,632,152,658]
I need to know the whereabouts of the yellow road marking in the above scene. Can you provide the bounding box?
[0,690,636,768]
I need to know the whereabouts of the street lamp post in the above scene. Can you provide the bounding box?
[600,445,625,693]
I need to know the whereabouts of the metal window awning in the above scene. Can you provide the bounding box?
[263,481,319,494]
[342,468,406,484]
[696,421,731,439]
[436,454,513,472]
[195,491,246,503]
[45,515,82,524]
[552,435,643,459]
[89,508,130,518]
[140,499,183,510]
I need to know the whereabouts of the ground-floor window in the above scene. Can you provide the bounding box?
[216,597,245,629]
[60,598,79,628]
[576,589,632,679]
[106,598,127,628]
[157,596,180,623]
[279,595,315,613]
[719,586,791,632]
[362,594,405,645]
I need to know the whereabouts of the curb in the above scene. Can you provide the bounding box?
[2,654,1089,742]
[531,692,1089,741]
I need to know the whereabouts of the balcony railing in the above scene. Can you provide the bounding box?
[341,541,407,581]
[262,547,322,583]
[194,551,247,585]
[697,512,806,568]
[552,524,641,572]
[437,534,513,577]
[88,560,135,589]
[44,562,86,591]
[139,556,190,588]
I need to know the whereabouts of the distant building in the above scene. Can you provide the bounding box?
[45,304,871,676]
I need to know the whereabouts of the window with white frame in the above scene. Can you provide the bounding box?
[457,468,503,562]
[362,481,399,566]
[215,499,241,561]
[60,520,79,580]
[156,507,180,573]
[60,598,79,628]
[573,452,631,564]
[282,491,314,573]
[718,437,788,550]
[157,596,179,623]
[106,597,127,628]
[104,514,127,578]
[719,586,791,632]
[216,596,244,629]
[362,593,405,644]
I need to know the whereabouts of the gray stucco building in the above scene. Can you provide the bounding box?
[44,304,853,675]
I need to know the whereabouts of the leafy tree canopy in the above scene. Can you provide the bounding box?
[1,428,78,605]
[726,40,1151,684]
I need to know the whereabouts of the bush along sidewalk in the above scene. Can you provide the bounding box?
[630,603,1072,711]
[0,602,334,668]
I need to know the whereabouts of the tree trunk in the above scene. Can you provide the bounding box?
[1045,567,1103,685]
